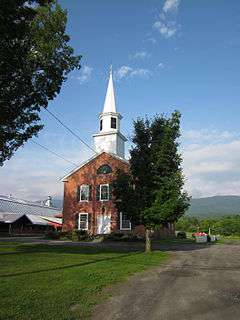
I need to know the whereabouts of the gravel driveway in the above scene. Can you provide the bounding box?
[92,244,240,320]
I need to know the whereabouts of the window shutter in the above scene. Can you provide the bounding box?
[96,185,100,201]
[89,185,92,201]
[75,213,79,229]
[109,184,113,200]
[76,186,80,201]
[88,214,91,225]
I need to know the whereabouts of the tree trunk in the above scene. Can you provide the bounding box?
[145,228,151,253]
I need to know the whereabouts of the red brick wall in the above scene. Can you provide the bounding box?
[62,152,129,234]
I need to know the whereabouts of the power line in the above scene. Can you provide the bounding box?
[2,62,97,154]
[44,108,97,154]
[31,140,78,167]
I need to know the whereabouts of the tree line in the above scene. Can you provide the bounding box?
[176,215,240,236]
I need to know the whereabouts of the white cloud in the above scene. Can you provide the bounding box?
[163,0,181,13]
[77,65,93,84]
[114,65,152,81]
[130,68,151,77]
[154,20,177,38]
[153,0,181,38]
[145,37,157,44]
[114,66,133,80]
[182,129,240,198]
[0,134,93,201]
[130,51,151,60]
[183,129,237,144]
[158,62,165,69]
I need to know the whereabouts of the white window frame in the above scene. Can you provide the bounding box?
[100,184,109,201]
[120,212,131,230]
[80,184,89,202]
[78,213,88,230]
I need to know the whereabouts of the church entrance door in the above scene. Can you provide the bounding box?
[97,214,111,234]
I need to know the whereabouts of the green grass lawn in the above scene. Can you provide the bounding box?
[0,242,168,320]
[215,235,240,244]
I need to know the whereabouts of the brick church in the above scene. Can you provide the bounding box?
[61,67,132,234]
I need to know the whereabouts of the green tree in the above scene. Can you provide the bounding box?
[176,216,200,233]
[0,0,81,165]
[144,112,190,251]
[113,169,139,224]
[114,111,190,252]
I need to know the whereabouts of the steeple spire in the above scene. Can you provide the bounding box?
[93,65,127,158]
[103,65,117,113]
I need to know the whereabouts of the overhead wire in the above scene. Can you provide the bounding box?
[44,108,97,154]
[31,140,78,167]
[3,61,97,162]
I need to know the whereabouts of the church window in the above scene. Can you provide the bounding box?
[111,117,117,129]
[78,213,88,230]
[100,120,103,131]
[79,185,91,201]
[97,164,112,174]
[100,184,109,201]
[120,212,131,230]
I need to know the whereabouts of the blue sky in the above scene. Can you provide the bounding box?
[1,0,240,200]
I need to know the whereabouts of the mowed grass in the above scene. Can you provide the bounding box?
[0,243,168,320]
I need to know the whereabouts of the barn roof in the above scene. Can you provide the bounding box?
[0,213,22,224]
[0,195,61,217]
[0,212,62,226]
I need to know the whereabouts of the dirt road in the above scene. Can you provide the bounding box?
[92,244,240,320]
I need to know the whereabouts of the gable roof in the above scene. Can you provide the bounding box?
[0,212,62,226]
[61,151,129,182]
[0,213,23,224]
[0,195,61,217]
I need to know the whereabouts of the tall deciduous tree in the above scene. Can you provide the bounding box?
[114,111,190,252]
[0,0,81,165]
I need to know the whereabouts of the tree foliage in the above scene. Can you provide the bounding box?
[144,111,190,228]
[176,215,240,236]
[0,0,81,165]
[114,111,190,251]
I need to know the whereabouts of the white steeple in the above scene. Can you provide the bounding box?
[92,66,127,158]
[103,66,117,113]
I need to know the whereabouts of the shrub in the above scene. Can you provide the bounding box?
[74,230,89,241]
[121,234,141,242]
[45,230,60,240]
[103,232,124,241]
[104,233,144,242]
[176,231,187,239]
[58,231,72,239]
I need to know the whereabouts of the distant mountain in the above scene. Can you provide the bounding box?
[187,196,240,217]
[36,195,240,217]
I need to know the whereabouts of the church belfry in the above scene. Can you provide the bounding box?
[93,66,127,158]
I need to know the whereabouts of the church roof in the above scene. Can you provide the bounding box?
[61,151,129,182]
[102,66,117,113]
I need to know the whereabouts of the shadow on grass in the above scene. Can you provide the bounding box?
[0,241,215,278]
[0,251,141,278]
[0,243,142,256]
[153,242,216,252]
[0,238,215,259]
